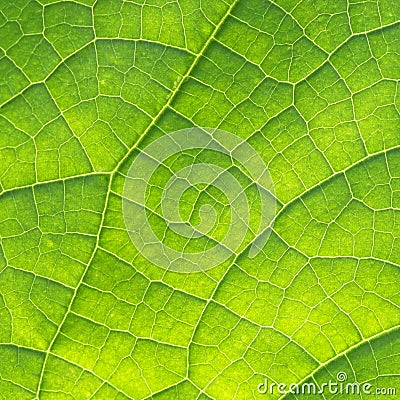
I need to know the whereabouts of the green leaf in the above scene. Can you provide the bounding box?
[0,0,399,399]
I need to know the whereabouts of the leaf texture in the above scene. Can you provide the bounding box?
[0,0,399,399]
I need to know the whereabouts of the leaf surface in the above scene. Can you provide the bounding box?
[0,0,399,399]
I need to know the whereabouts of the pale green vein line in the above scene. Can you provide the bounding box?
[279,325,400,400]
